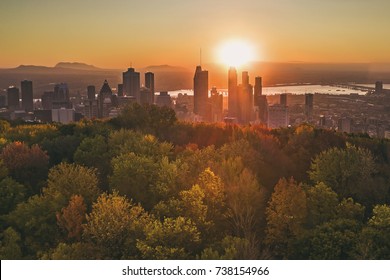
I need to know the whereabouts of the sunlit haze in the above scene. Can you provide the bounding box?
[1,0,390,68]
[217,40,257,68]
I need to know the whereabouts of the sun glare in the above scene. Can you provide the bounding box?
[218,40,256,68]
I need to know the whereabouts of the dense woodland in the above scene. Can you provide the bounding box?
[0,103,390,260]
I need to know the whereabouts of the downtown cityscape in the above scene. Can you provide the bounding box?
[1,0,390,272]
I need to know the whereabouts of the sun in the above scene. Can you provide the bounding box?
[217,39,256,68]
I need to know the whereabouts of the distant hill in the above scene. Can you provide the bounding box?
[54,62,101,71]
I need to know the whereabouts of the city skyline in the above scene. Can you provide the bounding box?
[1,0,390,68]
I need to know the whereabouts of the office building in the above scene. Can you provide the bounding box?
[305,93,314,120]
[87,85,96,100]
[280,93,287,107]
[117,84,123,97]
[375,81,383,94]
[238,71,254,124]
[98,80,113,118]
[21,80,33,112]
[210,87,223,122]
[52,108,75,124]
[53,83,71,109]
[140,87,153,105]
[268,105,289,129]
[41,91,53,110]
[7,86,20,111]
[254,76,262,107]
[123,68,140,102]
[193,65,209,120]
[145,72,155,104]
[156,92,173,108]
[228,67,238,119]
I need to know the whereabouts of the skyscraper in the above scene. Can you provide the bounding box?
[228,67,238,119]
[117,84,123,97]
[123,68,140,102]
[280,93,287,106]
[210,86,223,122]
[21,80,33,112]
[238,71,254,123]
[98,80,113,118]
[145,72,155,104]
[53,83,71,109]
[193,65,209,120]
[305,93,314,120]
[254,76,262,107]
[7,86,20,111]
[87,85,96,100]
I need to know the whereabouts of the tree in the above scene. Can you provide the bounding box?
[216,157,265,244]
[56,195,87,241]
[108,129,172,159]
[45,163,100,208]
[137,216,201,259]
[73,135,111,190]
[84,192,150,259]
[0,177,28,216]
[358,204,390,259]
[110,153,159,209]
[265,178,307,258]
[306,182,338,227]
[309,144,377,205]
[200,235,258,260]
[0,227,23,259]
[0,141,49,194]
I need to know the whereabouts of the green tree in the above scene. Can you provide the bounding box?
[74,135,111,190]
[358,204,390,259]
[309,144,377,205]
[84,192,150,259]
[46,163,100,208]
[306,182,339,227]
[137,216,201,259]
[265,178,307,259]
[0,227,23,259]
[0,177,28,216]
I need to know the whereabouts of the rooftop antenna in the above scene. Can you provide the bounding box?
[200,48,202,67]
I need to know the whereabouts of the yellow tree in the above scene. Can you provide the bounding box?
[265,177,307,259]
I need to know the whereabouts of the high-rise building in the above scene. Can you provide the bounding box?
[238,71,254,124]
[267,105,289,129]
[53,83,71,109]
[254,76,262,107]
[145,72,155,104]
[156,92,173,108]
[98,80,113,118]
[140,87,153,105]
[122,68,140,102]
[280,93,287,106]
[228,67,238,119]
[305,93,314,120]
[193,66,209,120]
[375,81,383,94]
[21,80,33,112]
[7,86,20,111]
[210,87,223,122]
[87,85,96,100]
[41,91,53,110]
[117,84,123,97]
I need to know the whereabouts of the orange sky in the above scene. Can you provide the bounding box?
[1,0,390,69]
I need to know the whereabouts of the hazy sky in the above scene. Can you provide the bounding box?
[1,0,390,68]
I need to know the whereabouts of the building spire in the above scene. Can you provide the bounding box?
[200,48,202,67]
